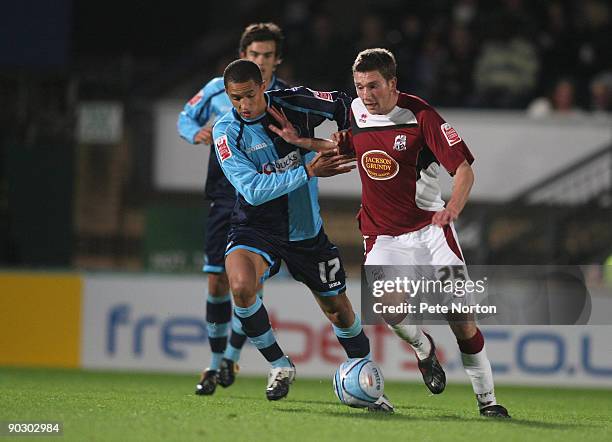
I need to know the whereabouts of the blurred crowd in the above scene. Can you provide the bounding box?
[251,0,612,113]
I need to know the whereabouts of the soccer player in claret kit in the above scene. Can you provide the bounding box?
[333,48,510,418]
[178,23,289,395]
[212,59,392,410]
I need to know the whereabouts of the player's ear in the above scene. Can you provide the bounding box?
[239,51,246,59]
[389,76,397,90]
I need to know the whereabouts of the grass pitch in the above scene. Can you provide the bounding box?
[1,367,610,442]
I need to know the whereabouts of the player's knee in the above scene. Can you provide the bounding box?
[208,273,229,296]
[450,322,477,340]
[228,274,257,305]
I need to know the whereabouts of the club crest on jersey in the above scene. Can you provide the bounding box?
[441,123,461,146]
[215,135,232,162]
[188,90,203,107]
[359,113,368,123]
[361,150,399,180]
[393,134,407,151]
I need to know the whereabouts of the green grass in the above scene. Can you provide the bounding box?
[0,368,611,442]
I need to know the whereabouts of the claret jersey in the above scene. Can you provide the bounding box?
[346,93,474,236]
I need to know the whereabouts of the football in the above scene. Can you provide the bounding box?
[333,358,384,408]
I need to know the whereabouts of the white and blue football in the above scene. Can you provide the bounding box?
[333,358,384,408]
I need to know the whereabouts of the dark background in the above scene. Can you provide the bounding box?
[1,0,611,274]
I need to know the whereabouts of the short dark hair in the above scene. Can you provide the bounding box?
[223,59,263,87]
[239,22,284,58]
[352,48,397,81]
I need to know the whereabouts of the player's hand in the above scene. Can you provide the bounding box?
[331,130,348,145]
[432,206,460,227]
[306,151,356,178]
[268,106,337,153]
[331,130,354,156]
[267,106,301,145]
[194,127,213,144]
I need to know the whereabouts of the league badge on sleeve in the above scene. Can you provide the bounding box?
[215,135,232,162]
[188,90,203,107]
[441,123,461,146]
[309,89,334,102]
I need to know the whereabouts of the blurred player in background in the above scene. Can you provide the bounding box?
[212,59,392,411]
[177,23,289,396]
[333,48,510,418]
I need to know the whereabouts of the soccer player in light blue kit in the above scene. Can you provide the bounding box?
[212,59,393,410]
[178,23,289,395]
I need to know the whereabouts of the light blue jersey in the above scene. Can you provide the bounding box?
[213,87,351,241]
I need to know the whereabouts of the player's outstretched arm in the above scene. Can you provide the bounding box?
[432,160,474,226]
[267,106,338,153]
[215,123,315,206]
